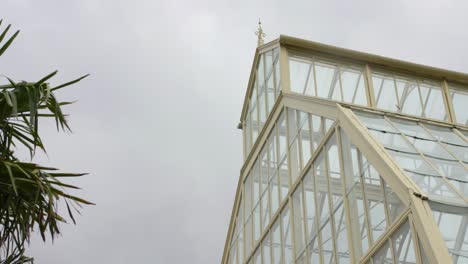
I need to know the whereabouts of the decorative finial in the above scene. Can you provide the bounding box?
[255,19,265,47]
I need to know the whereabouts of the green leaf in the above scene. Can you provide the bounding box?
[0,30,19,57]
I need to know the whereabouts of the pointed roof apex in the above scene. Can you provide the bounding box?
[255,19,265,47]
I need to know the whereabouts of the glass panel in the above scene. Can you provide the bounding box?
[327,135,343,210]
[383,180,405,224]
[245,215,253,256]
[290,57,312,95]
[262,233,271,264]
[258,88,267,127]
[253,248,261,264]
[341,66,367,105]
[333,203,351,264]
[281,206,293,264]
[315,153,331,225]
[396,77,422,116]
[340,130,371,255]
[273,48,281,96]
[292,184,306,257]
[299,113,312,167]
[424,125,468,163]
[253,161,260,208]
[261,191,270,233]
[320,220,336,264]
[362,158,388,243]
[315,61,339,100]
[303,169,318,242]
[270,173,281,218]
[279,156,290,203]
[372,240,394,264]
[373,73,399,112]
[307,233,321,264]
[272,219,282,264]
[311,115,325,152]
[371,72,447,121]
[420,83,446,120]
[450,86,468,126]
[230,238,238,264]
[355,110,465,202]
[391,220,417,264]
[431,205,468,261]
[252,203,261,245]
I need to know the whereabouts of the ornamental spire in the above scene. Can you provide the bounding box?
[255,19,265,47]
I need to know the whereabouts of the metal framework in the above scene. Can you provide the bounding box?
[223,35,468,264]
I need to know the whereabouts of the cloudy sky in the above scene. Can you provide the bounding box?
[1,0,468,263]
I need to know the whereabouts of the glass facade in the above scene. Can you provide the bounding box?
[245,48,281,156]
[225,36,468,264]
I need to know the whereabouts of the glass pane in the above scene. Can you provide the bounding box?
[303,169,318,242]
[290,58,312,94]
[391,220,417,264]
[450,86,468,126]
[333,203,351,264]
[253,248,261,264]
[292,184,306,257]
[271,220,282,264]
[254,204,261,244]
[362,159,388,243]
[341,67,367,105]
[327,135,344,211]
[315,61,339,100]
[420,83,446,120]
[300,114,312,167]
[383,180,405,224]
[262,233,271,264]
[281,206,293,264]
[373,73,398,112]
[315,153,331,224]
[372,240,393,264]
[273,49,281,96]
[261,190,270,233]
[270,173,281,218]
[396,78,422,116]
[279,157,290,202]
[320,220,336,264]
[230,238,238,264]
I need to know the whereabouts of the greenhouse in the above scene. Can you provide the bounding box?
[222,35,468,264]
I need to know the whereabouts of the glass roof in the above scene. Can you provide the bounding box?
[354,110,468,205]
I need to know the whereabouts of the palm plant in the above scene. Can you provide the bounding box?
[0,20,92,263]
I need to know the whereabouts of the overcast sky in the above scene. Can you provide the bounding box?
[1,0,468,263]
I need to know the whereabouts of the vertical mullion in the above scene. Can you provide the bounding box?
[261,54,269,125]
[312,150,325,264]
[297,110,304,171]
[285,108,293,189]
[280,46,290,93]
[324,137,339,263]
[272,50,279,99]
[357,149,374,246]
[408,214,423,264]
[442,80,455,123]
[312,60,319,97]
[364,65,375,108]
[302,63,313,95]
[336,126,356,263]
[300,181,309,262]
[392,75,401,113]
[415,80,426,118]
[338,65,345,102]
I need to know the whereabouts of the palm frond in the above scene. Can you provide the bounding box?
[0,20,91,262]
